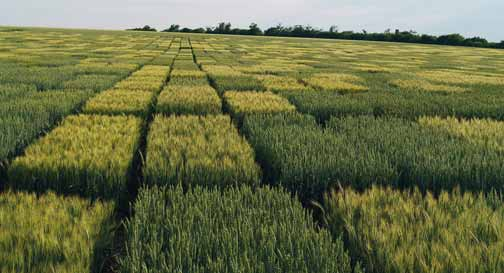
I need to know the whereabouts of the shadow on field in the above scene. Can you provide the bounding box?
[0,161,6,192]
[93,212,124,273]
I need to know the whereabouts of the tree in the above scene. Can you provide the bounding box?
[164,24,180,32]
[215,22,232,34]
[148,21,502,49]
[463,37,489,47]
[248,23,263,36]
[192,28,206,33]
[291,25,320,37]
[127,25,157,32]
[437,34,465,45]
[420,34,437,44]
[142,25,156,31]
[265,24,285,36]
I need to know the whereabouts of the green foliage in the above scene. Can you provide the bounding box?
[0,89,93,162]
[169,75,209,86]
[144,115,260,189]
[149,55,175,66]
[244,113,504,201]
[211,75,266,94]
[172,60,199,70]
[0,191,116,273]
[326,115,504,193]
[0,66,77,90]
[324,186,504,273]
[8,115,142,201]
[4,27,504,273]
[157,85,222,115]
[0,83,37,99]
[63,74,121,92]
[120,185,354,273]
[169,68,209,86]
[242,113,390,201]
[281,90,504,122]
[74,62,139,77]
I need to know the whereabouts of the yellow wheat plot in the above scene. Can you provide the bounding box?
[224,91,296,121]
[8,114,142,200]
[417,70,504,85]
[157,85,222,115]
[305,73,369,93]
[419,116,504,152]
[390,79,468,93]
[255,75,312,92]
[144,114,261,188]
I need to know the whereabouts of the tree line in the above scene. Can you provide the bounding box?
[127,23,504,49]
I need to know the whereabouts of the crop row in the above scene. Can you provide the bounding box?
[325,186,504,273]
[0,40,170,176]
[0,32,179,271]
[164,34,504,273]
[243,113,504,201]
[0,63,131,91]
[120,185,355,273]
[5,43,174,199]
[4,30,504,273]
[8,114,142,202]
[0,85,94,174]
[157,84,222,115]
[156,55,222,116]
[202,65,266,94]
[144,115,260,189]
[0,190,115,273]
[223,90,296,124]
[280,87,504,122]
[83,64,172,117]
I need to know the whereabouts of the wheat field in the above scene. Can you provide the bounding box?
[1,26,504,273]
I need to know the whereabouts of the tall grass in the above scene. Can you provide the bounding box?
[144,115,261,189]
[63,74,121,92]
[83,89,154,117]
[224,91,296,123]
[120,185,356,273]
[255,74,312,93]
[0,89,93,162]
[324,186,504,273]
[0,191,115,273]
[304,73,369,93]
[211,75,266,94]
[157,85,222,116]
[281,89,504,122]
[327,115,504,193]
[8,114,142,201]
[113,76,166,92]
[243,113,504,201]
[242,113,391,201]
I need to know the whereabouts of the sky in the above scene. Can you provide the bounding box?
[2,0,503,42]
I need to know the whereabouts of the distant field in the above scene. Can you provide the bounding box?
[1,26,504,273]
